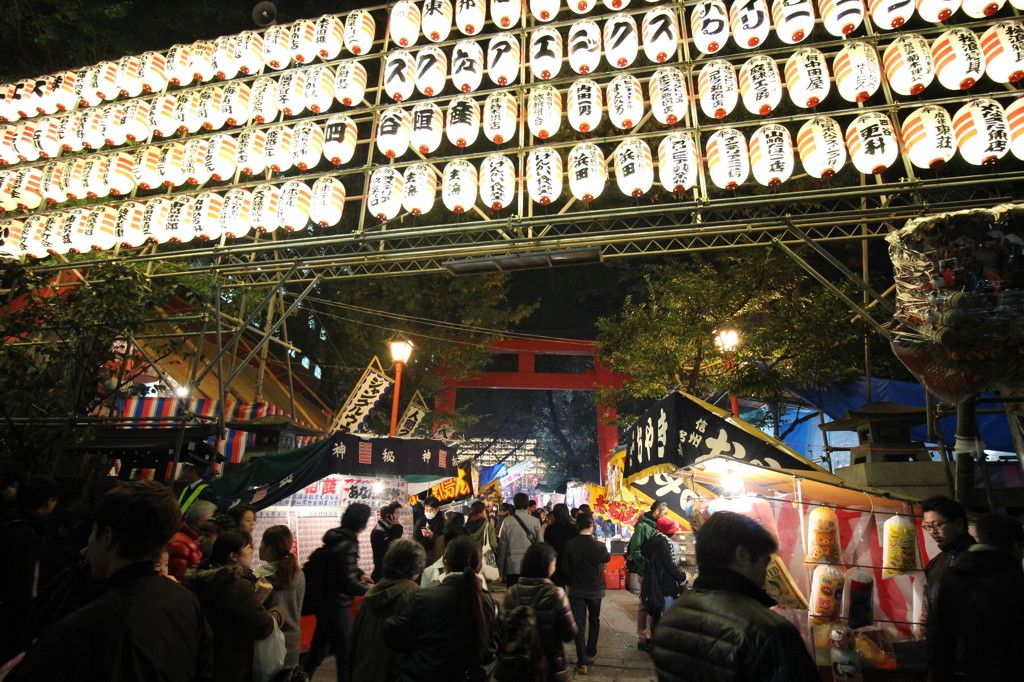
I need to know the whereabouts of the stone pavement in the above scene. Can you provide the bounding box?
[311,586,658,681]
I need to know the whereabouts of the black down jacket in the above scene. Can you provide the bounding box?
[502,577,578,681]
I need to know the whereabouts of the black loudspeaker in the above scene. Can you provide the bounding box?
[252,1,278,27]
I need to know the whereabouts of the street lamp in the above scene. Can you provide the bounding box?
[388,333,415,436]
[714,329,740,417]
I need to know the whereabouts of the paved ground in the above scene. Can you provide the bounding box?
[311,586,657,681]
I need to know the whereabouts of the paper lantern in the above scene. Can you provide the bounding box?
[221,81,251,127]
[457,0,487,35]
[220,188,253,238]
[43,211,73,255]
[310,176,346,227]
[250,183,282,232]
[17,215,51,258]
[771,0,815,44]
[749,123,794,186]
[211,35,239,81]
[264,124,294,173]
[323,115,358,165]
[447,95,481,148]
[916,0,959,21]
[442,159,478,213]
[368,167,404,221]
[786,48,831,108]
[1007,97,1024,161]
[797,116,846,178]
[60,157,88,201]
[205,134,238,182]
[131,146,162,191]
[572,0,595,13]
[981,22,1024,84]
[172,91,203,134]
[345,9,376,55]
[141,197,172,243]
[276,71,306,117]
[250,77,280,124]
[9,167,43,209]
[105,151,136,197]
[234,31,264,75]
[76,108,106,150]
[488,33,521,85]
[484,92,518,144]
[698,59,738,119]
[164,44,193,86]
[479,154,516,210]
[0,125,13,165]
[391,1,422,47]
[642,8,679,63]
[614,138,654,197]
[335,60,368,107]
[196,86,227,131]
[531,27,563,80]
[531,0,560,21]
[835,42,882,103]
[157,142,187,188]
[527,147,564,205]
[63,207,95,253]
[277,180,313,231]
[114,56,143,99]
[28,212,63,257]
[740,55,782,116]
[528,85,562,140]
[953,98,1009,165]
[193,192,225,241]
[300,65,334,116]
[313,15,344,60]
[402,164,437,215]
[730,0,771,49]
[846,112,898,174]
[49,71,78,112]
[901,105,956,169]
[492,0,523,28]
[110,201,145,248]
[962,0,1004,16]
[291,120,324,171]
[377,106,412,158]
[568,142,607,202]
[182,138,211,186]
[32,116,61,159]
[0,84,19,123]
[649,67,687,125]
[83,205,119,251]
[423,0,454,42]
[289,19,318,64]
[13,121,40,162]
[10,79,37,119]
[164,195,198,243]
[691,0,730,55]
[568,21,602,75]
[236,129,267,175]
[932,28,985,91]
[39,161,65,204]
[818,0,865,37]
[411,101,445,153]
[453,40,485,93]
[603,0,630,9]
[604,15,639,68]
[568,79,603,132]
[29,74,58,116]
[883,34,934,96]
[868,0,915,29]
[189,40,216,83]
[384,50,416,102]
[71,67,99,109]
[608,74,644,130]
[93,62,120,101]
[706,128,749,190]
[0,219,25,259]
[263,25,292,70]
[415,46,448,97]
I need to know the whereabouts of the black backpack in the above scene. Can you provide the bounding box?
[493,604,547,682]
[300,545,330,616]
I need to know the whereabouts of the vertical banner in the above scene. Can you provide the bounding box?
[396,390,429,437]
[329,357,394,433]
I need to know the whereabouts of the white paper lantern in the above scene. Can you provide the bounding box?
[277,179,313,231]
[17,215,49,258]
[422,0,454,42]
[740,55,782,116]
[264,124,294,173]
[84,205,119,251]
[289,19,318,64]
[604,15,639,68]
[571,0,595,13]
[698,60,739,119]
[0,84,19,123]
[691,0,730,55]
[453,40,485,93]
[457,0,487,35]
[345,10,376,55]
[484,92,518,144]
[63,207,94,253]
[205,134,238,182]
[377,106,412,159]
[953,98,1009,165]
[105,151,136,197]
[141,197,172,243]
[530,0,560,21]
[39,115,67,158]
[492,0,523,28]
[384,50,417,102]
[250,183,282,233]
[183,138,211,186]
[749,123,794,186]
[786,48,831,108]
[76,108,106,149]
[411,101,444,153]
[323,115,358,165]
[71,67,98,109]
[488,33,521,85]
[568,143,607,202]
[38,161,65,205]
[568,79,603,133]
[1007,97,1024,161]
[211,35,239,81]
[315,15,345,60]
[297,67,329,116]
[165,195,198,243]
[292,120,324,171]
[251,77,280,124]
[797,116,846,178]
[93,62,120,101]
[157,142,187,188]
[568,21,602,75]
[221,81,252,127]
[391,1,422,47]
[962,0,1004,16]
[771,0,815,45]
[234,31,264,75]
[818,0,865,37]
[197,86,227,131]
[115,56,143,99]
[642,8,679,63]
[335,60,368,107]
[49,71,79,112]
[603,0,630,9]
[236,129,267,176]
[9,79,36,119]
[479,154,516,209]
[143,93,177,140]
[981,22,1024,85]
[61,158,89,202]
[42,211,72,255]
[263,25,292,70]
[531,27,564,80]
[220,188,253,238]
[446,96,481,147]
[614,138,654,197]
[30,74,58,116]
[276,71,306,117]
[402,164,437,215]
[608,74,645,130]
[916,0,959,22]
[901,105,956,170]
[834,42,882,103]
[416,46,449,97]
[13,121,40,162]
[932,28,985,91]
[883,34,935,96]
[528,85,562,140]
[707,128,749,190]
[131,146,162,190]
[442,159,478,213]
[527,148,564,205]
[8,167,43,209]
[193,192,225,241]
[164,44,193,86]
[368,167,405,220]
[189,40,216,83]
[649,67,687,125]
[0,219,26,259]
[56,111,82,152]
[868,0,915,30]
[846,112,898,174]
[730,0,771,50]
[310,176,346,227]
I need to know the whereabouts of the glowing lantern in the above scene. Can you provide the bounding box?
[263,25,292,70]
[568,21,602,75]
[740,55,782,116]
[0,84,18,123]
[264,124,294,173]
[604,15,639,68]
[403,164,437,216]
[603,0,630,9]
[531,0,560,21]
[608,74,644,129]
[916,0,959,20]
[571,0,595,13]
[164,196,198,243]
[220,188,253,238]
[962,0,1004,16]
[93,62,120,101]
[391,1,422,47]
[105,151,136,197]
[114,202,147,248]
[345,9,376,55]
[479,154,516,210]
[415,46,448,97]
[196,86,226,131]
[527,147,564,205]
[251,77,280,124]
[141,197,172,243]
[457,0,487,35]
[368,167,404,221]
[193,192,225,241]
[982,22,1024,84]
[1007,97,1024,160]
[9,167,43,209]
[115,56,143,98]
[131,146,162,190]
[835,42,882,103]
[642,8,679,63]
[323,115,358,165]
[291,120,324,171]
[492,0,522,28]
[84,206,119,251]
[868,0,915,30]
[43,211,73,255]
[954,98,1009,165]
[234,31,264,75]
[846,112,898,174]
[484,92,518,144]
[8,80,34,119]
[411,101,444,153]
[530,28,563,80]
[211,36,239,80]
[76,108,106,150]
[251,183,282,233]
[797,116,846,178]
[72,66,100,108]
[221,81,251,127]
[63,207,94,253]
[310,176,346,227]
[568,143,606,202]
[749,123,794,186]
[691,0,731,55]
[442,159,478,213]
[649,67,687,125]
[883,34,935,96]
[384,50,416,102]
[771,0,814,44]
[157,142,187,188]
[453,40,485,93]
[16,216,46,259]
[698,60,739,119]
[818,0,865,37]
[236,129,267,175]
[314,15,345,60]
[290,19,318,64]
[122,99,152,144]
[377,106,413,159]
[786,48,831,108]
[189,40,216,82]
[183,138,211,186]
[335,60,368,106]
[205,134,238,182]
[277,180,313,231]
[172,91,203,134]
[58,112,84,152]
[488,33,521,85]
[49,71,78,112]
[706,128,749,190]
[0,219,25,259]
[528,85,562,140]
[568,79,603,132]
[730,0,771,49]
[901,105,956,169]
[13,121,40,162]
[422,0,454,42]
[932,28,985,91]
[447,95,481,147]
[39,161,66,204]
[31,75,58,116]
[164,44,193,86]
[0,125,12,165]
[275,71,305,118]
[613,137,654,197]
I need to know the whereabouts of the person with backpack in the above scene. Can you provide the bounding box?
[625,500,667,652]
[640,517,688,626]
[496,542,577,682]
[543,504,578,588]
[562,511,611,676]
[302,503,373,682]
[497,492,543,587]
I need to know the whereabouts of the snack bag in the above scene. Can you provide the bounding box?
[809,563,844,625]
[882,515,917,577]
[805,506,842,565]
[764,554,808,610]
[841,567,875,629]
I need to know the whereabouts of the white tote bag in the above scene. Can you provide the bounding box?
[252,620,287,682]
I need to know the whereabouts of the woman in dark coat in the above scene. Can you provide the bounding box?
[640,517,688,625]
[255,524,305,668]
[543,504,579,588]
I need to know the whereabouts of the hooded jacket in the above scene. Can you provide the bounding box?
[641,530,688,615]
[166,522,202,582]
[350,577,420,682]
[626,512,658,576]
[503,577,578,681]
[320,526,369,609]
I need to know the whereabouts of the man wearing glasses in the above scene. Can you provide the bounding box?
[921,495,975,619]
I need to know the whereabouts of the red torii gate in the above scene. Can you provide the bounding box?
[435,338,625,484]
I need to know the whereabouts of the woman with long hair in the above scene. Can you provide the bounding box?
[384,535,503,681]
[543,504,579,588]
[255,524,305,668]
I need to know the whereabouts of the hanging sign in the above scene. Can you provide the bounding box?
[329,358,395,433]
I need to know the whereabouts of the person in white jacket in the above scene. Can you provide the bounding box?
[496,492,543,587]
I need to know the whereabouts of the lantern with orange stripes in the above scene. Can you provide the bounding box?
[264,124,294,173]
[443,159,477,213]
[304,65,336,114]
[0,219,26,259]
[453,40,485,93]
[49,71,79,112]
[608,74,644,130]
[527,147,564,205]
[642,7,679,64]
[33,116,62,159]
[818,0,865,37]
[786,48,831,108]
[212,36,239,80]
[251,77,280,124]
[411,101,444,153]
[147,93,176,139]
[115,56,143,99]
[883,34,934,97]
[237,128,268,176]
[614,137,654,198]
[567,21,601,76]
[197,86,227,131]
[415,46,448,97]
[484,92,518,144]
[698,60,738,120]
[750,123,794,187]
[13,120,40,162]
[479,154,516,210]
[310,176,346,227]
[901,106,956,170]
[17,215,48,258]
[834,42,881,103]
[276,70,306,117]
[771,0,814,45]
[132,146,163,191]
[650,67,687,125]
[314,15,345,60]
[402,164,437,216]
[604,15,639,69]
[846,112,898,174]
[194,192,225,241]
[1006,98,1024,161]
[457,0,486,35]
[235,31,264,75]
[345,9,376,55]
[323,115,358,165]
[378,106,412,159]
[164,44,193,86]
[740,55,782,116]
[568,143,607,203]
[289,19,318,64]
[183,138,211,186]
[916,0,959,22]
[447,95,482,147]
[263,25,292,70]
[335,60,368,107]
[953,98,1009,165]
[391,1,422,48]
[189,39,217,83]
[8,167,43,210]
[205,134,238,182]
[63,207,94,253]
[105,151,136,197]
[157,142,188,188]
[531,27,563,80]
[220,188,253,238]
[528,85,561,140]
[221,81,251,127]
[691,0,730,55]
[251,183,282,233]
[488,33,521,85]
[981,21,1024,85]
[277,180,313,231]
[84,205,119,252]
[868,0,915,30]
[165,196,198,243]
[797,116,846,178]
[932,28,985,91]
[492,0,522,29]
[292,120,325,171]
[82,155,110,200]
[384,50,417,102]
[568,79,603,133]
[141,197,172,244]
[658,132,699,194]
[368,166,404,221]
[707,129,749,190]
[730,0,771,50]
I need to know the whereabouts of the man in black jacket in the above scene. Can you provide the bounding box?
[412,496,444,561]
[921,495,975,619]
[304,502,373,682]
[370,502,404,582]
[652,511,821,682]
[563,511,611,675]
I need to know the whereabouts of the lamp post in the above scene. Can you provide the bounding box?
[715,329,740,417]
[388,334,415,436]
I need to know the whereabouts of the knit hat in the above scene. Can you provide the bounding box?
[657,517,678,536]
